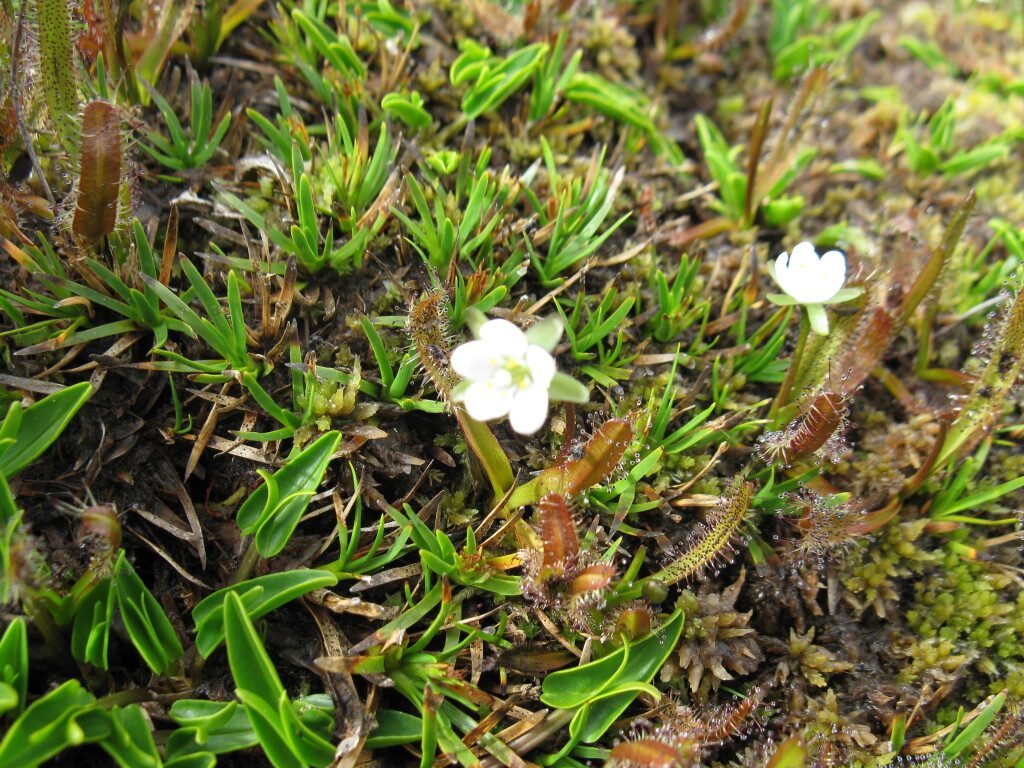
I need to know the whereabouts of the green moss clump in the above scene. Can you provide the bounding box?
[842,520,934,611]
[905,546,1024,693]
[896,637,973,686]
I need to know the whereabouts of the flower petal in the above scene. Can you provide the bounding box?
[478,319,528,358]
[816,249,846,301]
[509,385,549,435]
[525,345,556,387]
[774,257,818,303]
[463,380,514,422]
[788,241,819,271]
[772,252,797,296]
[772,243,846,304]
[451,340,503,380]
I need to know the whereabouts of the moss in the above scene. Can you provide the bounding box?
[842,520,934,611]
[900,545,1024,695]
[895,637,973,686]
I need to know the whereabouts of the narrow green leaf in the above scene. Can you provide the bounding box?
[944,691,1006,757]
[224,592,284,705]
[114,553,184,674]
[100,705,162,768]
[359,316,395,390]
[0,680,106,767]
[236,431,341,556]
[0,382,92,479]
[71,578,115,668]
[0,617,27,716]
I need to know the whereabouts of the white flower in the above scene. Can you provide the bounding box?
[450,315,587,435]
[772,242,846,304]
[767,242,862,336]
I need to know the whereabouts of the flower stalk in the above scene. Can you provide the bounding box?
[767,242,862,415]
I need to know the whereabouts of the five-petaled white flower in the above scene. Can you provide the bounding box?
[450,314,588,435]
[767,242,862,335]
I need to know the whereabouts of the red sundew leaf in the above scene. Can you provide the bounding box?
[610,738,683,768]
[0,194,29,245]
[73,100,121,244]
[838,307,896,390]
[539,417,634,500]
[523,0,540,33]
[79,503,121,552]
[538,492,578,578]
[613,607,652,640]
[702,684,768,743]
[496,645,575,673]
[0,101,18,154]
[77,0,108,64]
[760,391,847,465]
[570,563,615,595]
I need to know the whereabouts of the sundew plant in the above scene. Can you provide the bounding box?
[3,1,1024,767]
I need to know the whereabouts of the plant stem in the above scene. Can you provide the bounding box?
[231,537,262,585]
[769,308,810,421]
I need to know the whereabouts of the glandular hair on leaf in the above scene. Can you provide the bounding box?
[652,477,752,586]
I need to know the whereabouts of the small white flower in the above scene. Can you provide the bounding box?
[767,242,862,335]
[772,242,846,304]
[450,315,587,435]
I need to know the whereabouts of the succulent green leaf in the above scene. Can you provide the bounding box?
[70,578,115,668]
[0,680,107,767]
[0,617,27,716]
[113,553,184,674]
[236,431,341,557]
[224,591,286,704]
[365,710,424,748]
[100,705,162,768]
[168,700,259,755]
[0,382,92,479]
[541,610,683,710]
[192,570,338,657]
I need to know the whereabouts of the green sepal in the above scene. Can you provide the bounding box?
[548,371,589,403]
[765,292,801,307]
[449,379,472,402]
[465,307,487,337]
[821,286,864,304]
[524,315,564,353]
[805,303,830,336]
